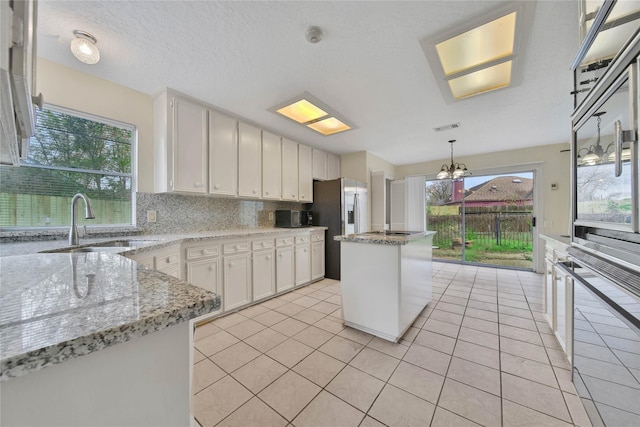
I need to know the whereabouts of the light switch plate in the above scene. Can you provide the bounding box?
[268,212,274,220]
[147,210,157,223]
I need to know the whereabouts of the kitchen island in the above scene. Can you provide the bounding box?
[0,251,220,427]
[336,230,435,342]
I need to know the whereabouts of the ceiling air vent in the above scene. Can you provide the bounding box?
[433,122,461,132]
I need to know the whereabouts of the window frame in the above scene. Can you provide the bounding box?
[2,103,138,230]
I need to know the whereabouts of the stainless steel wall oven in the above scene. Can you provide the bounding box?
[571,29,640,273]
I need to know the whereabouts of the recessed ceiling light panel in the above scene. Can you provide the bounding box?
[270,92,354,136]
[421,2,535,103]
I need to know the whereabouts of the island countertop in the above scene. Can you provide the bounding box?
[0,252,220,381]
[335,230,436,245]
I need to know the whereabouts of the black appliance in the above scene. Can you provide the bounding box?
[306,178,367,280]
[275,210,302,228]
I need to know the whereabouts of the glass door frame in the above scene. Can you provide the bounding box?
[422,162,544,273]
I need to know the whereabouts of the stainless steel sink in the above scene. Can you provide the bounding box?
[61,246,130,253]
[364,230,417,236]
[92,240,159,247]
[41,239,159,254]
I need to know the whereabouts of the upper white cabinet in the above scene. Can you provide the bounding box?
[298,145,313,202]
[262,131,282,200]
[209,111,238,196]
[238,122,262,198]
[312,149,328,180]
[154,91,208,193]
[370,171,387,231]
[281,138,299,201]
[327,153,341,180]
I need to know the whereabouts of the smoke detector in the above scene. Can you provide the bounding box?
[306,26,323,44]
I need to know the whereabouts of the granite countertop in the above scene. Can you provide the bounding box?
[335,230,436,245]
[0,227,327,380]
[540,233,572,246]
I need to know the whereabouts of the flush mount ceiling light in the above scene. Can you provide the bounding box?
[421,2,535,103]
[436,140,470,180]
[270,92,354,136]
[70,30,100,64]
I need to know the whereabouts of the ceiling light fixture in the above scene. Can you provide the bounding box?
[270,92,354,136]
[436,139,470,180]
[577,111,611,165]
[421,2,535,103]
[70,30,100,65]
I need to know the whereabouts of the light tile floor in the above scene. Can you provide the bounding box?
[192,262,593,427]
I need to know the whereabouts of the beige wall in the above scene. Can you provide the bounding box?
[395,143,572,238]
[36,58,155,192]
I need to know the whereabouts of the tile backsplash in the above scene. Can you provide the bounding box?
[136,192,304,234]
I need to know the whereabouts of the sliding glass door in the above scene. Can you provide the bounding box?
[426,171,534,269]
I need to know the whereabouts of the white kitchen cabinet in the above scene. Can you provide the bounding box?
[544,259,555,330]
[370,171,387,231]
[128,245,182,279]
[312,149,328,180]
[153,91,208,194]
[327,152,341,179]
[281,138,299,201]
[262,131,282,200]
[390,180,406,230]
[253,249,276,301]
[184,241,222,311]
[238,122,262,198]
[209,110,238,196]
[223,242,252,311]
[295,234,311,286]
[311,232,325,281]
[276,236,295,292]
[298,144,313,202]
[554,264,573,361]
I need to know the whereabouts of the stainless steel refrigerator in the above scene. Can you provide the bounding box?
[307,178,368,280]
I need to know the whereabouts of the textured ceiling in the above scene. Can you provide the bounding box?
[37,0,578,166]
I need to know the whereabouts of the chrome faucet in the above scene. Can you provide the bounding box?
[69,193,95,246]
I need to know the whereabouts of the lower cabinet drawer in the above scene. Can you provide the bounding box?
[223,242,250,255]
[186,244,220,260]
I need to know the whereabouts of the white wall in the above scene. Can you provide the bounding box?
[36,58,155,192]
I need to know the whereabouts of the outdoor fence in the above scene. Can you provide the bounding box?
[428,210,533,249]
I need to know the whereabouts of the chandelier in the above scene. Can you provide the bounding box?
[436,139,469,179]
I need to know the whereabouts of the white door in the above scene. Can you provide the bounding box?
[295,244,311,286]
[253,249,276,300]
[298,145,313,202]
[209,111,238,196]
[223,253,251,310]
[282,138,299,201]
[276,246,295,292]
[171,96,208,193]
[311,240,324,280]
[238,122,262,198]
[262,131,282,200]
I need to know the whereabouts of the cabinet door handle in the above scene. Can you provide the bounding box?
[209,265,215,271]
[235,245,241,250]
[228,262,234,267]
[214,184,220,190]
[266,255,271,260]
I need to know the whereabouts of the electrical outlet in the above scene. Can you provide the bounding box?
[147,210,157,223]
[268,212,274,220]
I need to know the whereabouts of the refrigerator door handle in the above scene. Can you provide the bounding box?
[353,193,360,234]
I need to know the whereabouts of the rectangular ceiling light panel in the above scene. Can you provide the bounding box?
[270,92,354,136]
[421,2,535,104]
[435,12,516,76]
[307,117,351,136]
[448,61,512,100]
[276,99,328,124]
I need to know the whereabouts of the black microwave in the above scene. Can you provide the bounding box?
[275,210,312,228]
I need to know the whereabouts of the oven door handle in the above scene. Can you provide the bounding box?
[614,120,635,177]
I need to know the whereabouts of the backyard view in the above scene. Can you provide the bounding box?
[426,173,534,269]
[0,108,133,228]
